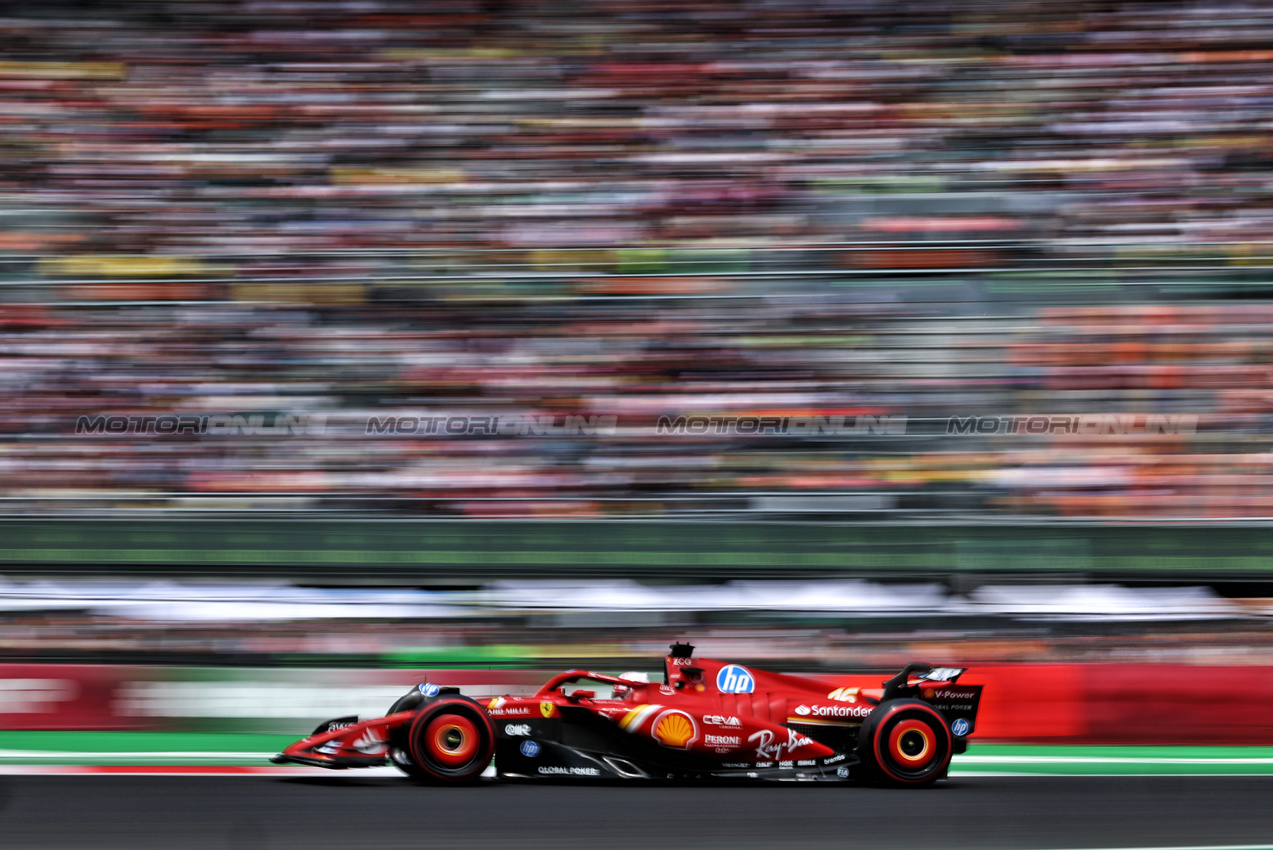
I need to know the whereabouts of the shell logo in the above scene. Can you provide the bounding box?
[827,687,860,703]
[651,710,698,749]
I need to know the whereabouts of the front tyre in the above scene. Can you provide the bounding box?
[390,746,430,780]
[860,699,952,786]
[406,698,496,784]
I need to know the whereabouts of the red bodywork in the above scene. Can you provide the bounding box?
[275,646,981,785]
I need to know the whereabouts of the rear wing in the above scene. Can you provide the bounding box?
[883,663,982,737]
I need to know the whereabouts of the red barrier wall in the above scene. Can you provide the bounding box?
[1,663,1270,743]
[1076,664,1273,745]
[967,665,1087,740]
[972,664,1273,744]
[0,664,146,730]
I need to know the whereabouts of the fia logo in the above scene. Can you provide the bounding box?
[716,665,754,694]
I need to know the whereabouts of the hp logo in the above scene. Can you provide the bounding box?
[418,683,440,697]
[951,718,970,736]
[519,740,541,757]
[716,665,755,694]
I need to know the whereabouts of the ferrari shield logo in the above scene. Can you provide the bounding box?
[540,701,557,718]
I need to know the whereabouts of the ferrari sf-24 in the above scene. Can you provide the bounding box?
[273,643,982,786]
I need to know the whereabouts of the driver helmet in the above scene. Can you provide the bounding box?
[614,671,649,700]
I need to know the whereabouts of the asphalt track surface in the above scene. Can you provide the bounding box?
[2,774,1273,850]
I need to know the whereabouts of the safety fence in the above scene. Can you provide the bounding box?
[2,518,1273,580]
[3,240,1273,304]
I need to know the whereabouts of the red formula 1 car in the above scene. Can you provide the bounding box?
[272,643,982,786]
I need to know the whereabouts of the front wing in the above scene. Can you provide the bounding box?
[274,709,862,782]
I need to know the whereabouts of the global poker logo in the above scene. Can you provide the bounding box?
[716,665,754,694]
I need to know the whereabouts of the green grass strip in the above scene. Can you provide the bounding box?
[954,744,1273,775]
[0,731,295,764]
[7,734,1273,774]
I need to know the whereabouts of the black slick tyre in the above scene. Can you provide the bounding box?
[404,697,496,784]
[857,699,952,786]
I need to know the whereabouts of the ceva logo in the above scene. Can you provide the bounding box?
[716,665,755,694]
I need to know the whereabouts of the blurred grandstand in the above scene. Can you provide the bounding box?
[3,0,1273,526]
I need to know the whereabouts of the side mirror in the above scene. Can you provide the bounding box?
[566,689,596,702]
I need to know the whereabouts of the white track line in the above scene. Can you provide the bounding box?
[0,750,274,760]
[0,763,495,777]
[957,756,1273,765]
[0,765,405,776]
[6,754,1269,766]
[951,770,1273,778]
[1038,846,1273,850]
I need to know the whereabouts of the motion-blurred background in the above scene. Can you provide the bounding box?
[3,0,1273,746]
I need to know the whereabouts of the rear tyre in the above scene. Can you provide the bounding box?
[858,699,951,786]
[405,698,496,784]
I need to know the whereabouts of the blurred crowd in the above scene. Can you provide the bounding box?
[6,610,1273,670]
[5,0,1273,253]
[4,298,1273,519]
[1,1,1273,519]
